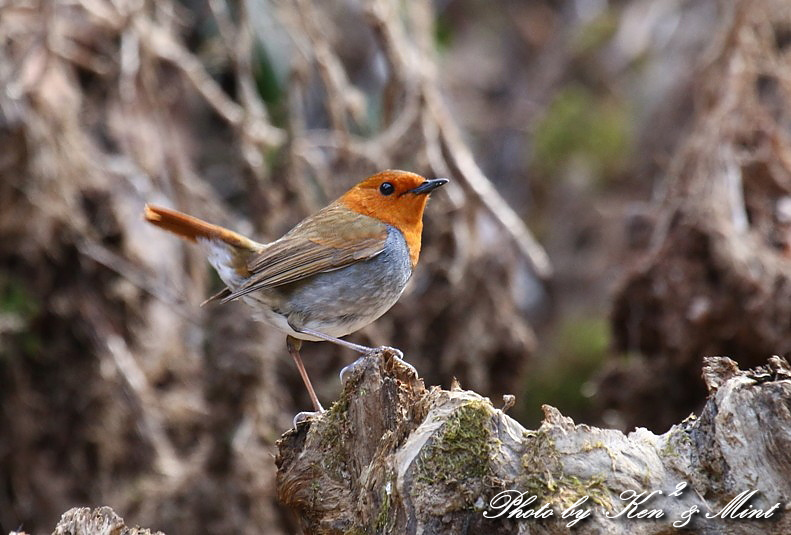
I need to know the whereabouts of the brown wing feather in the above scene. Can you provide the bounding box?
[220,203,388,303]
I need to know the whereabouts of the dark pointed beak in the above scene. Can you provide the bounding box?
[408,178,449,195]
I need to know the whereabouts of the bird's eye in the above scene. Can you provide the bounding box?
[379,182,395,196]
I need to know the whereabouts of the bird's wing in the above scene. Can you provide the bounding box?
[220,203,389,303]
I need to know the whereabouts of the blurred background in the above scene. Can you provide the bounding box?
[1,0,789,533]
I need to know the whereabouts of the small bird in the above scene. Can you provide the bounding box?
[144,170,447,412]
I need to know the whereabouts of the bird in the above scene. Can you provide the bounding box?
[144,170,447,413]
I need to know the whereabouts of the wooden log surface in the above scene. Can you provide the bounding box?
[275,351,791,534]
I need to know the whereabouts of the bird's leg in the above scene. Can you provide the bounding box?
[295,327,418,382]
[286,335,324,413]
[296,327,373,353]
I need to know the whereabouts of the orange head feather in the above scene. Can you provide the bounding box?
[338,170,447,267]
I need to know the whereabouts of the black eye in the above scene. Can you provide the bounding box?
[379,182,395,196]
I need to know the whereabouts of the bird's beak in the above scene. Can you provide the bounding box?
[407,178,449,195]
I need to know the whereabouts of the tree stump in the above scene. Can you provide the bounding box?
[276,351,791,534]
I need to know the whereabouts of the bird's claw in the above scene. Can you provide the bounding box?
[395,357,418,379]
[292,410,322,428]
[376,346,418,379]
[372,345,404,360]
[339,356,367,384]
[339,346,418,385]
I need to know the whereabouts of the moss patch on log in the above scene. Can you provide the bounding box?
[520,429,612,509]
[315,396,351,480]
[416,400,496,486]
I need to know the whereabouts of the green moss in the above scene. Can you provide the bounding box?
[522,428,557,461]
[580,440,618,467]
[374,483,392,532]
[580,440,605,452]
[661,439,679,460]
[416,400,495,486]
[315,396,351,479]
[521,470,611,510]
[521,430,612,510]
[661,427,693,461]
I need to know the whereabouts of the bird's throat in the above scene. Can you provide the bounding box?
[338,196,425,268]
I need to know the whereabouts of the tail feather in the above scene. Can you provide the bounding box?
[144,204,264,300]
[144,204,261,252]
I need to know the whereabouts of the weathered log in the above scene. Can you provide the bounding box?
[50,507,163,535]
[276,351,791,534]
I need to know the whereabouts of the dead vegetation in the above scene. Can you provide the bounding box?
[0,0,542,533]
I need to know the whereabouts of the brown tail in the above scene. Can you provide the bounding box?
[143,204,261,252]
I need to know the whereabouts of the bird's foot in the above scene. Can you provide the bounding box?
[339,346,418,384]
[339,356,367,384]
[375,346,418,379]
[292,409,323,428]
[370,345,403,359]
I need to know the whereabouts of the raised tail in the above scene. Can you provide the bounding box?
[144,204,261,251]
[144,204,263,303]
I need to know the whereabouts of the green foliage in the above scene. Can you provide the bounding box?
[0,277,41,358]
[434,13,454,50]
[0,278,38,319]
[252,43,290,135]
[519,315,609,428]
[532,85,631,183]
[252,43,283,106]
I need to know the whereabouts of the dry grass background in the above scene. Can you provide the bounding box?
[0,0,788,533]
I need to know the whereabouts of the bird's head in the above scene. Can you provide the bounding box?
[339,170,447,228]
[338,170,448,265]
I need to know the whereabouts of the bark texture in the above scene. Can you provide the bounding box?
[50,507,164,535]
[276,352,791,534]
